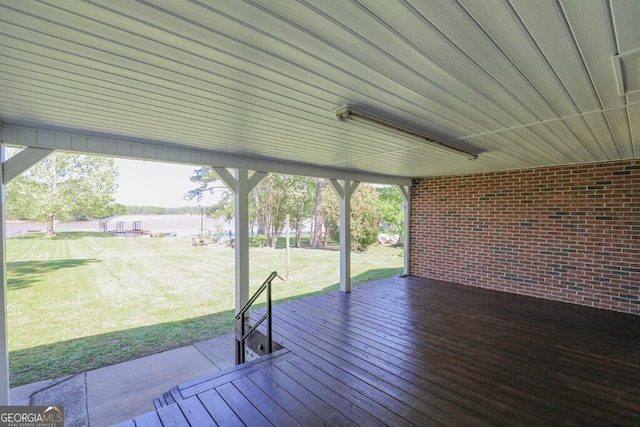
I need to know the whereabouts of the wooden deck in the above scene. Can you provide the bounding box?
[119,276,640,426]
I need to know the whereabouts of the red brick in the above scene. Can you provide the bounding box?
[410,159,640,315]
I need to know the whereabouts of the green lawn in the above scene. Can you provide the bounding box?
[7,232,403,386]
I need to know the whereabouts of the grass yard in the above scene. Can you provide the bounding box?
[7,231,403,386]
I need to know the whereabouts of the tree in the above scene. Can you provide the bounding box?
[186,169,316,247]
[310,179,324,249]
[321,181,340,246]
[110,203,128,216]
[208,197,235,229]
[282,176,316,247]
[350,185,381,251]
[252,174,287,248]
[252,175,315,248]
[185,168,276,241]
[322,183,380,252]
[185,167,236,233]
[185,167,228,203]
[6,152,119,236]
[376,186,405,245]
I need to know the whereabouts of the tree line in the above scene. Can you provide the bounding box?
[125,206,203,215]
[186,168,405,252]
[6,151,405,249]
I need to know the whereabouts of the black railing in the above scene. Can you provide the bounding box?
[235,271,282,364]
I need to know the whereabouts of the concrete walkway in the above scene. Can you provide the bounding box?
[10,333,236,427]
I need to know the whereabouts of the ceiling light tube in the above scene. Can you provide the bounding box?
[335,106,478,160]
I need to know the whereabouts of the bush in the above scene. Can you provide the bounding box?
[253,234,267,248]
[322,183,380,252]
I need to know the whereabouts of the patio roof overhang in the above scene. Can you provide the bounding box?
[1,1,638,181]
[1,0,640,406]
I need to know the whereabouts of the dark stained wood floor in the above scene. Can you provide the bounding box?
[118,276,640,426]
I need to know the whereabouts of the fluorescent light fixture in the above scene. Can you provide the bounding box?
[335,105,478,160]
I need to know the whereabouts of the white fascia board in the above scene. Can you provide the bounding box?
[2,125,412,186]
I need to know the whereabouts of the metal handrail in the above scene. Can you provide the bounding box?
[235,271,282,364]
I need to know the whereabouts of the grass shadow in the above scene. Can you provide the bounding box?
[9,268,403,387]
[50,231,114,240]
[8,232,46,240]
[7,259,102,290]
[9,309,236,387]
[10,231,113,241]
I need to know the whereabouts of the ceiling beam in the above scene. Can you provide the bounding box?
[2,124,412,186]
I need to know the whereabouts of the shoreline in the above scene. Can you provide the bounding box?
[7,215,227,238]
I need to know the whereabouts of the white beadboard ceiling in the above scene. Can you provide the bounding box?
[0,0,638,179]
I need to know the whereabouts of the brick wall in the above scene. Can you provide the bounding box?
[410,160,640,315]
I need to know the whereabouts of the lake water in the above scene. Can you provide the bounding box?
[7,215,231,238]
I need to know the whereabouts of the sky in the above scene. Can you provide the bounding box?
[113,158,217,207]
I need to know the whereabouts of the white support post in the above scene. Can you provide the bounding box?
[214,167,266,365]
[0,145,9,404]
[213,167,266,314]
[0,141,55,404]
[398,185,411,276]
[234,169,249,316]
[330,179,359,293]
